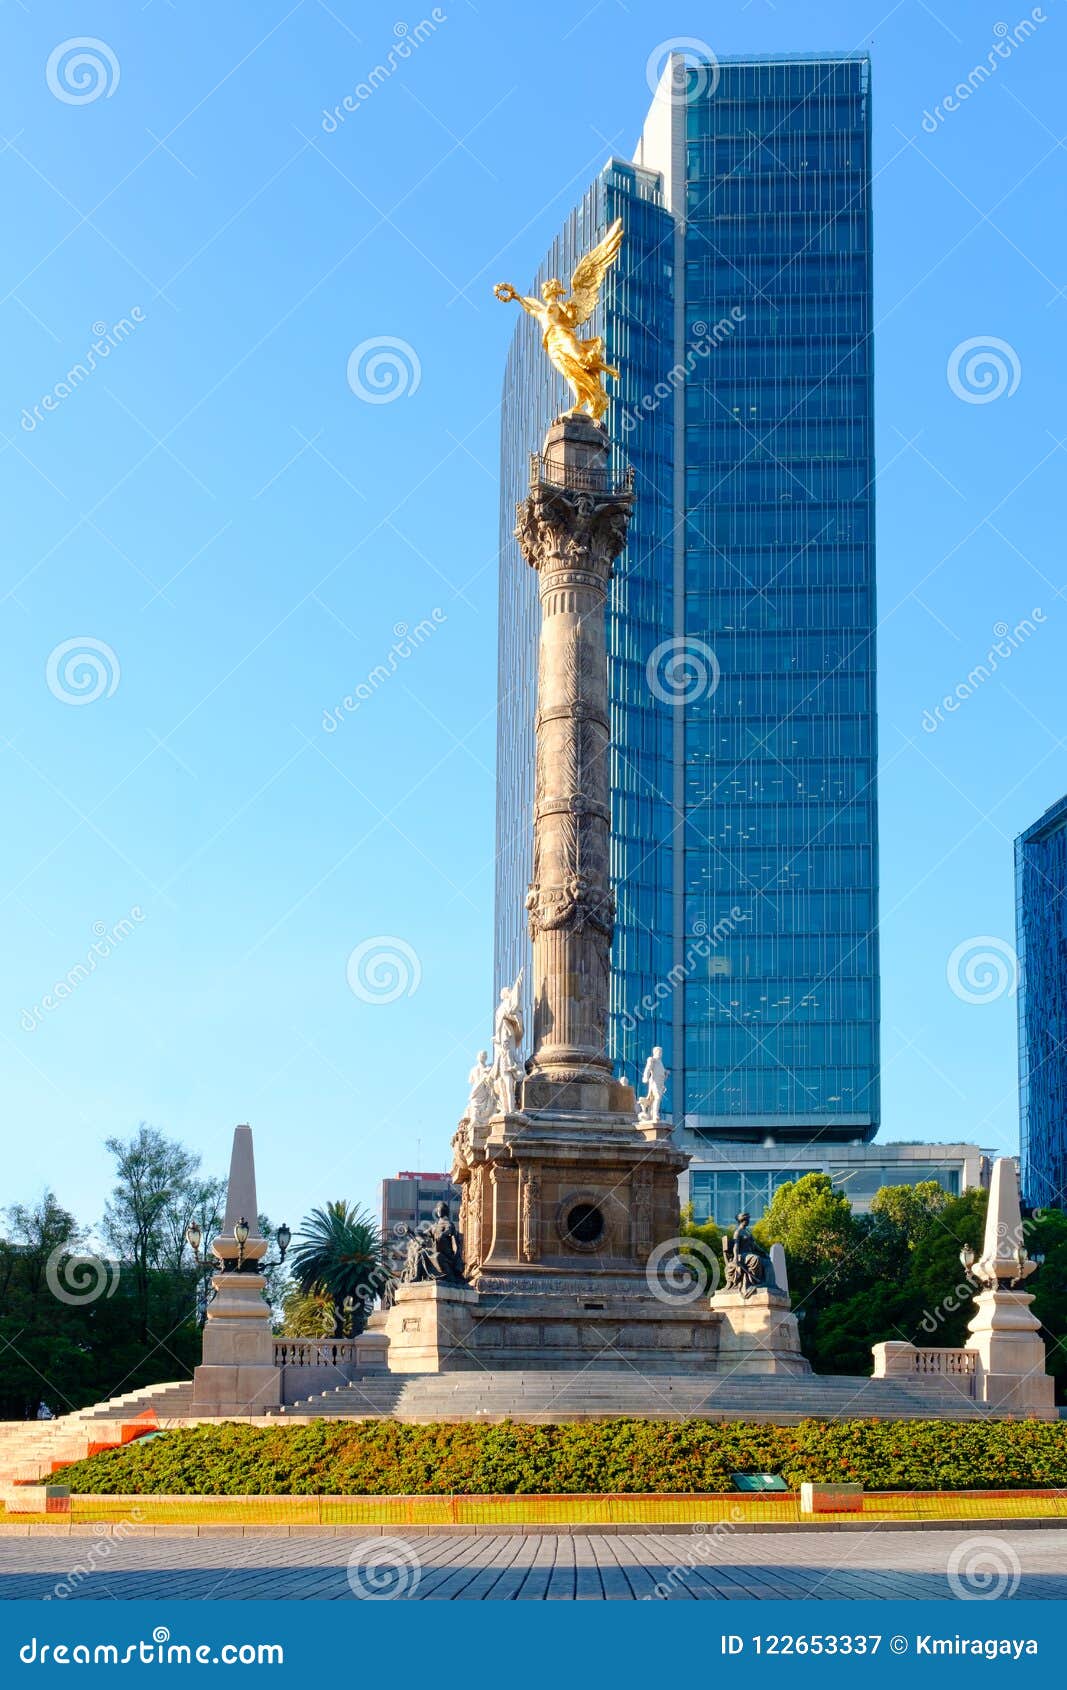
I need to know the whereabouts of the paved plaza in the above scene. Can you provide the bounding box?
[1,1529,1065,1601]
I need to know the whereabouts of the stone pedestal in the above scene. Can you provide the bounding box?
[966,1287,1055,1415]
[191,1268,281,1416]
[382,1283,481,1374]
[712,1289,809,1376]
[423,1104,727,1372]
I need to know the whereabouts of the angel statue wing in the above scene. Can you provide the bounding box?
[566,218,624,327]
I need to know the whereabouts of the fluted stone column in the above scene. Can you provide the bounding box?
[516,414,634,1116]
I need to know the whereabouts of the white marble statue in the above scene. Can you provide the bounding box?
[464,1049,495,1129]
[491,971,525,1116]
[637,1046,668,1123]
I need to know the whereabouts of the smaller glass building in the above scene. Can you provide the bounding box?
[1016,794,1067,1209]
[683,1141,991,1224]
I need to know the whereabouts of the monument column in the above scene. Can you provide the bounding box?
[516,414,635,1116]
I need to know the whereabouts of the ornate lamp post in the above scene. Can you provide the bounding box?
[186,1217,290,1274]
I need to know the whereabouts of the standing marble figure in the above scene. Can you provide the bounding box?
[638,1047,668,1123]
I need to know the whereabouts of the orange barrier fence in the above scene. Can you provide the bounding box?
[4,1489,1067,1529]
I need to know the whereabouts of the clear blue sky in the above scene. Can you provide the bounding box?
[1,0,1064,1234]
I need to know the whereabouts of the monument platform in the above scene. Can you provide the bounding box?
[274,1368,1005,1423]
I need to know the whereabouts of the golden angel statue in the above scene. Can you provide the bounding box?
[494,219,624,422]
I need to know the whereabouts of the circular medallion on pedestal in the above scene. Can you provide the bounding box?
[556,1190,611,1253]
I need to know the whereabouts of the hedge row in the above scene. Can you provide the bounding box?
[58,1417,1067,1496]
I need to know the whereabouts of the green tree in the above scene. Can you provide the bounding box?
[102,1126,201,1340]
[279,1284,335,1337]
[290,1201,385,1335]
[900,1187,986,1350]
[870,1179,948,1238]
[756,1173,861,1298]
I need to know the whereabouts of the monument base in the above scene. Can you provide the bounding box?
[383,1276,722,1373]
[190,1362,282,1418]
[711,1288,810,1376]
[382,1283,482,1373]
[966,1287,1056,1415]
[191,1262,281,1415]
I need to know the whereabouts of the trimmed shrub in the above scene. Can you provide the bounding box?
[57,1417,1067,1496]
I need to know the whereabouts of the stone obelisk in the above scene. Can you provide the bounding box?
[191,1124,281,1416]
[965,1157,1054,1414]
[518,414,635,1116]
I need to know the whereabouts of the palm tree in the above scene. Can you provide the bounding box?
[289,1201,385,1335]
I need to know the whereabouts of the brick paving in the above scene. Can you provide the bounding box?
[1,1529,1066,1600]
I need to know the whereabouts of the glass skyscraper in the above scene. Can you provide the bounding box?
[1016,794,1067,1210]
[496,53,880,1154]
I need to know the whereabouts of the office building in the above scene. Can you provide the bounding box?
[496,53,879,1148]
[1016,794,1067,1209]
[681,1140,992,1226]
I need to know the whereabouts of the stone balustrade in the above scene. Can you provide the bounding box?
[871,1340,977,1393]
[272,1332,390,1404]
[273,1339,360,1369]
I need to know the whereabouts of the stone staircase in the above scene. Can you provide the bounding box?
[272,1369,997,1424]
[0,1381,195,1504]
[74,1382,195,1424]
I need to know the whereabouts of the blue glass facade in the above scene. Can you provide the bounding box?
[1016,794,1067,1209]
[495,54,880,1144]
